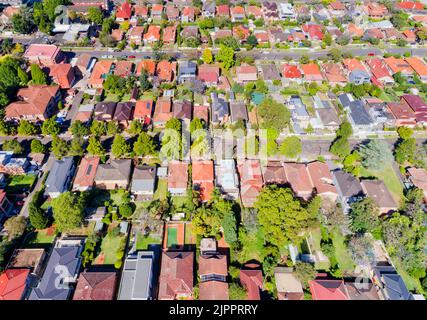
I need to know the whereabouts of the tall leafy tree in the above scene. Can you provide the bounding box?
[51,192,85,232]
[111,134,130,158]
[279,136,302,159]
[349,197,380,234]
[51,136,69,159]
[41,117,60,136]
[30,64,48,85]
[359,139,393,170]
[133,132,156,157]
[17,120,38,136]
[87,136,105,156]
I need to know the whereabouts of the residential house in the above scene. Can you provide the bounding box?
[29,238,84,300]
[49,64,75,89]
[274,267,304,300]
[156,60,176,82]
[282,64,303,84]
[163,25,177,45]
[24,44,62,67]
[202,1,216,18]
[151,4,164,21]
[178,60,197,84]
[289,95,310,130]
[400,94,427,124]
[143,25,160,45]
[283,162,313,200]
[247,5,263,19]
[153,97,172,127]
[45,157,75,199]
[361,180,398,214]
[230,6,245,22]
[128,26,144,45]
[158,251,194,300]
[346,100,375,131]
[199,254,229,300]
[211,92,229,125]
[181,7,195,23]
[268,28,288,45]
[114,60,134,77]
[6,248,46,278]
[229,101,248,124]
[215,159,239,200]
[117,251,157,300]
[253,29,269,44]
[342,58,371,85]
[134,99,154,125]
[198,64,220,86]
[73,272,117,300]
[74,53,96,75]
[216,4,230,18]
[314,95,341,130]
[344,280,380,300]
[402,29,417,44]
[172,100,192,123]
[306,161,338,201]
[405,57,427,81]
[134,5,149,20]
[302,24,324,41]
[0,189,13,220]
[94,102,117,121]
[136,59,156,76]
[364,2,389,18]
[278,2,295,19]
[94,159,132,190]
[72,157,100,191]
[333,170,364,213]
[301,63,323,82]
[384,57,414,81]
[397,1,425,10]
[372,265,411,300]
[116,2,132,21]
[192,161,214,202]
[407,167,427,202]
[89,60,114,88]
[259,64,281,83]
[0,269,30,300]
[238,159,263,207]
[309,275,350,300]
[236,65,258,84]
[113,102,134,129]
[168,161,188,196]
[165,5,180,21]
[0,6,19,27]
[5,85,61,122]
[322,63,347,85]
[181,26,199,43]
[239,264,263,300]
[233,25,250,43]
[131,166,157,198]
[0,152,28,176]
[262,161,286,185]
[365,58,394,86]
[262,1,279,21]
[386,102,416,126]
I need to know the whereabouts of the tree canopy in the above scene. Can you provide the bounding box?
[51,192,85,232]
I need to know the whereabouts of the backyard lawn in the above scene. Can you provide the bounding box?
[359,164,403,203]
[7,174,37,191]
[22,227,56,248]
[153,179,168,200]
[96,233,126,265]
[171,196,187,210]
[332,230,355,273]
[136,232,162,250]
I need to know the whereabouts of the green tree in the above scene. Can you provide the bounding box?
[254,185,317,248]
[247,34,258,49]
[87,136,105,156]
[68,138,85,156]
[17,120,38,136]
[4,216,27,240]
[87,6,104,25]
[229,283,247,300]
[279,136,302,159]
[29,203,49,230]
[397,126,413,140]
[71,120,89,138]
[17,67,29,86]
[51,192,85,232]
[349,197,380,234]
[30,64,48,85]
[12,7,35,34]
[51,136,69,159]
[257,98,291,132]
[111,134,130,158]
[222,211,238,247]
[133,132,157,157]
[90,120,106,137]
[30,140,46,154]
[294,261,317,289]
[128,120,143,135]
[41,117,60,136]
[359,139,393,170]
[107,121,119,136]
[139,70,151,92]
[2,139,23,154]
[215,45,235,70]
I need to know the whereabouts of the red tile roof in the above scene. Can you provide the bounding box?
[283,162,313,200]
[302,24,324,40]
[306,161,338,198]
[134,100,153,120]
[116,2,132,19]
[144,25,161,42]
[342,58,368,73]
[0,269,29,300]
[163,25,176,43]
[365,58,392,81]
[301,63,323,81]
[156,60,176,82]
[136,59,156,76]
[398,1,424,10]
[384,57,414,74]
[199,281,229,300]
[240,264,263,300]
[282,64,302,78]
[198,64,220,84]
[89,60,114,87]
[217,4,230,16]
[309,278,349,300]
[192,160,214,201]
[168,161,188,190]
[153,97,172,123]
[73,157,100,190]
[158,251,194,300]
[73,272,117,300]
[49,63,75,89]
[405,57,427,78]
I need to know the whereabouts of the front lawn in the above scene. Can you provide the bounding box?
[359,164,403,203]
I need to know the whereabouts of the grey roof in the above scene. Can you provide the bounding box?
[260,64,281,81]
[94,101,117,120]
[131,166,157,193]
[118,251,155,300]
[349,100,374,125]
[95,159,132,182]
[29,246,82,300]
[373,265,411,300]
[317,108,341,126]
[202,1,215,13]
[179,61,197,77]
[338,93,354,108]
[114,102,134,121]
[211,93,229,123]
[230,101,248,122]
[333,170,363,198]
[45,157,74,195]
[349,69,371,82]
